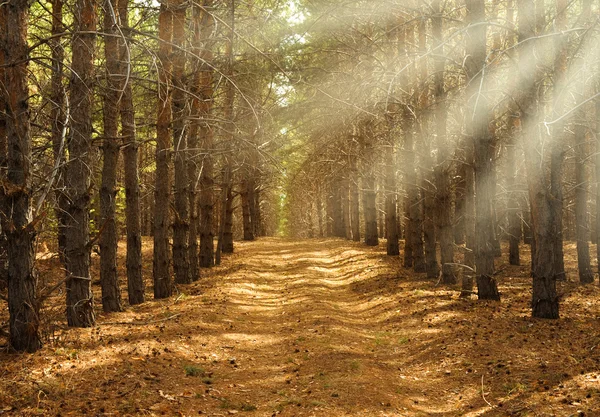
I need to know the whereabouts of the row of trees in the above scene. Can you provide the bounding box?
[284,0,600,319]
[0,0,288,352]
[2,0,600,353]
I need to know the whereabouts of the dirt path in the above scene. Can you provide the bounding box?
[2,238,600,416]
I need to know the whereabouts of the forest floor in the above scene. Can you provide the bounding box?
[1,238,600,416]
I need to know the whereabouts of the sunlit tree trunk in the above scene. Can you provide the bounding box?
[0,0,42,351]
[100,0,123,312]
[505,0,521,266]
[596,82,600,277]
[363,121,378,246]
[517,0,559,318]
[574,121,593,283]
[241,177,255,241]
[461,139,475,297]
[418,17,438,279]
[432,0,454,283]
[550,0,568,281]
[316,184,324,237]
[154,1,174,298]
[466,0,499,300]
[350,159,360,241]
[218,0,235,256]
[197,0,215,268]
[65,0,97,325]
[342,175,352,240]
[119,0,145,303]
[332,176,344,237]
[506,142,521,266]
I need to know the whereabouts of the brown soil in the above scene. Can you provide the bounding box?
[1,238,600,416]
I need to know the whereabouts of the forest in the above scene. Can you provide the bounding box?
[2,0,600,415]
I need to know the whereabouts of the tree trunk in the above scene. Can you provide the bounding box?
[317,185,324,237]
[596,83,600,277]
[119,0,145,304]
[0,0,42,351]
[418,18,439,279]
[65,0,97,326]
[241,178,255,241]
[432,0,454,283]
[574,121,593,283]
[461,140,476,297]
[517,0,559,318]
[0,7,6,294]
[171,0,190,285]
[100,0,123,312]
[342,176,352,240]
[506,143,521,266]
[350,163,360,242]
[384,129,399,255]
[218,0,235,257]
[363,123,378,247]
[466,0,500,300]
[197,0,215,269]
[154,1,174,299]
[50,0,68,266]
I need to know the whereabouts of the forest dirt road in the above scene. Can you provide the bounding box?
[1,238,600,416]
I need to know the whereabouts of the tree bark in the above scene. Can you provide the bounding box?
[417,16,439,279]
[119,0,145,304]
[100,0,123,312]
[65,0,97,326]
[350,161,360,242]
[50,0,68,266]
[432,0,454,283]
[466,0,500,300]
[197,0,216,269]
[0,0,42,351]
[517,0,558,318]
[171,0,191,285]
[154,1,174,299]
[574,121,593,283]
[241,177,255,241]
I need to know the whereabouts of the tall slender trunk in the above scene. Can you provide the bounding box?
[461,139,476,296]
[0,0,42,351]
[317,184,324,237]
[574,121,593,283]
[432,0,454,283]
[332,177,344,237]
[418,17,438,279]
[154,1,174,299]
[50,0,68,266]
[350,161,360,241]
[342,176,352,240]
[252,182,261,237]
[241,177,255,240]
[466,0,499,300]
[119,0,144,303]
[218,0,235,256]
[506,0,521,267]
[197,0,215,269]
[596,82,600,277]
[0,7,6,293]
[517,0,558,318]
[65,0,97,326]
[100,0,123,312]
[550,0,568,281]
[172,0,190,284]
[363,122,378,246]
[384,120,399,255]
[506,142,521,266]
